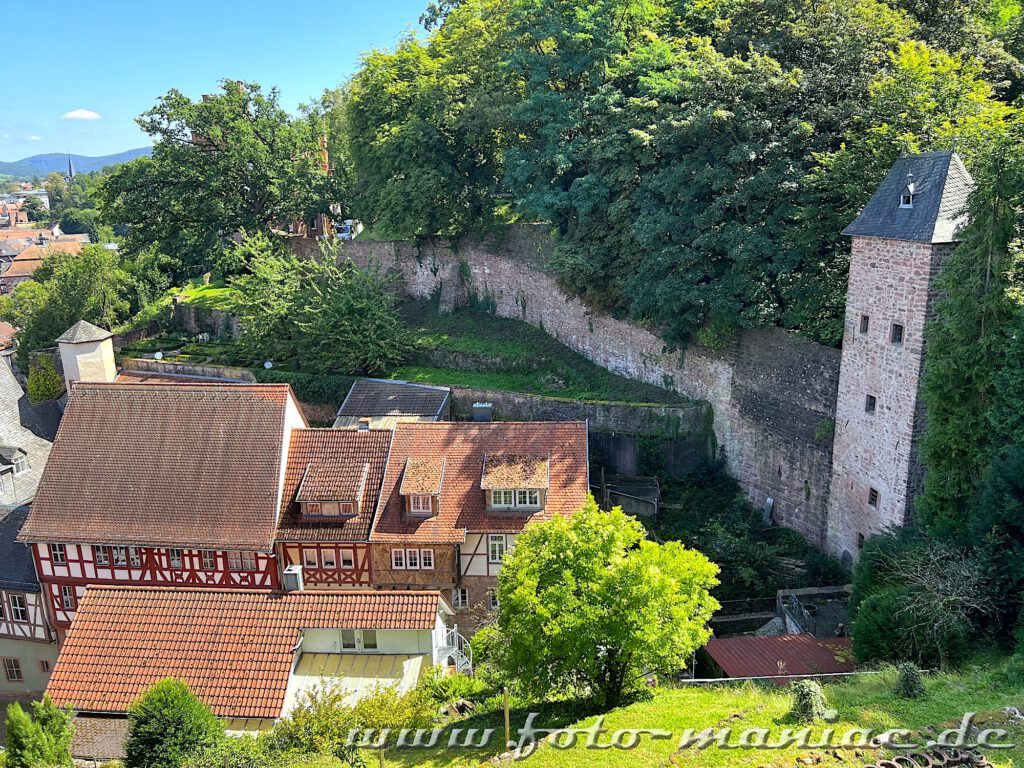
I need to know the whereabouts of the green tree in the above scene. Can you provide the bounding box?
[917,133,1024,538]
[0,245,131,351]
[44,172,68,217]
[124,679,223,768]
[27,355,64,402]
[100,80,340,280]
[494,498,719,707]
[230,235,410,375]
[21,195,47,222]
[4,696,74,768]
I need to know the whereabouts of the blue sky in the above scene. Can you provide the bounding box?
[1,0,427,161]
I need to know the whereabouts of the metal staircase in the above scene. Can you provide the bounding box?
[439,625,473,675]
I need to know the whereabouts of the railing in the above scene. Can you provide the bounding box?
[440,625,473,674]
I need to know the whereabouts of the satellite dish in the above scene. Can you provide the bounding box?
[154,351,163,361]
[264,360,273,369]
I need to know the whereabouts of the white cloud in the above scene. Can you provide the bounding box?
[25,135,42,141]
[61,109,101,121]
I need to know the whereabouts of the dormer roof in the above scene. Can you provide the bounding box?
[480,453,550,490]
[842,151,974,244]
[399,458,445,496]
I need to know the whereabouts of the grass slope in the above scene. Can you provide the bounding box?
[378,661,1024,767]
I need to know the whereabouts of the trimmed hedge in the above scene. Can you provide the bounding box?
[252,368,355,407]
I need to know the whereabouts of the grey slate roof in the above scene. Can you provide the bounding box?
[0,361,55,504]
[843,151,974,244]
[0,505,39,591]
[336,379,450,420]
[55,319,112,344]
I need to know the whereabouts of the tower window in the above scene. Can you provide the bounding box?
[900,192,914,209]
[857,533,866,549]
[865,394,877,414]
[867,487,880,508]
[859,315,870,334]
[891,323,904,345]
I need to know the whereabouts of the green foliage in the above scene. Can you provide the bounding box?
[349,685,435,733]
[850,531,987,666]
[789,680,828,723]
[0,244,132,352]
[3,696,74,768]
[27,355,64,403]
[417,666,491,707]
[494,497,720,708]
[252,368,355,407]
[650,462,844,599]
[918,130,1024,538]
[895,663,926,699]
[100,80,340,280]
[124,679,223,768]
[231,235,410,376]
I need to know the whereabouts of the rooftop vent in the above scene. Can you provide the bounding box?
[357,418,371,432]
[472,402,493,423]
[282,564,304,592]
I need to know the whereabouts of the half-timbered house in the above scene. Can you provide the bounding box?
[1,506,57,693]
[369,421,589,629]
[17,382,307,636]
[276,427,392,588]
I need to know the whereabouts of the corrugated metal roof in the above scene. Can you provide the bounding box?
[705,634,854,680]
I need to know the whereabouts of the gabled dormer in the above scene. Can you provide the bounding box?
[481,453,549,514]
[399,458,445,518]
[296,461,370,518]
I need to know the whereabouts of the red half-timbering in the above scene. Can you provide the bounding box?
[278,542,372,588]
[34,543,278,627]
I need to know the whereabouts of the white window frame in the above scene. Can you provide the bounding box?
[60,585,75,610]
[94,546,109,566]
[420,549,434,570]
[487,591,499,611]
[201,551,216,570]
[49,544,66,565]
[391,548,406,570]
[303,549,319,568]
[240,551,257,571]
[492,489,514,507]
[3,658,22,682]
[340,502,355,516]
[340,549,354,569]
[10,594,27,623]
[340,629,357,650]
[488,534,506,564]
[129,547,141,568]
[409,495,432,515]
[452,588,468,609]
[168,549,183,569]
[13,455,28,475]
[407,548,420,569]
[900,192,914,209]
[362,629,378,650]
[112,546,127,567]
[322,549,337,569]
[227,552,243,571]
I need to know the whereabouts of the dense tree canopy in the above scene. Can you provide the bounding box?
[340,0,1022,345]
[100,80,341,281]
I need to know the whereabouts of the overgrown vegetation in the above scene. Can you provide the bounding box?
[649,461,844,600]
[3,696,74,768]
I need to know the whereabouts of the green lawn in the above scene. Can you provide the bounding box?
[174,277,239,311]
[399,301,686,405]
[376,660,1024,767]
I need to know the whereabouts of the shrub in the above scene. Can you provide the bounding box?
[4,696,74,768]
[27,355,64,403]
[350,684,435,732]
[267,684,361,764]
[895,663,926,699]
[124,679,223,768]
[417,666,490,707]
[789,680,828,722]
[252,368,354,407]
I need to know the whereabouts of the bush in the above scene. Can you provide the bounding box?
[895,663,926,699]
[789,680,828,722]
[267,684,361,764]
[417,666,490,707]
[27,355,64,403]
[124,679,223,768]
[252,368,354,407]
[4,696,74,768]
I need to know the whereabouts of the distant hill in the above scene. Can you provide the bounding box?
[0,147,152,179]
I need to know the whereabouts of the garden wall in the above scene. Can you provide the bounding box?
[298,227,842,547]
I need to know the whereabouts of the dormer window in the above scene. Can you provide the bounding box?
[399,458,444,518]
[481,453,549,513]
[296,462,367,519]
[900,174,916,209]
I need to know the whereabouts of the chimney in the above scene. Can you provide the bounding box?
[56,320,117,391]
[472,402,493,423]
[358,418,371,432]
[282,564,304,592]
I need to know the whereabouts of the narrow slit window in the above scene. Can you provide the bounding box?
[865,394,877,414]
[891,323,904,345]
[868,487,880,508]
[859,315,870,334]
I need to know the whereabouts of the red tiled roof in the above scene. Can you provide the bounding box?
[370,422,589,543]
[18,382,305,550]
[47,586,445,719]
[705,634,855,681]
[0,321,15,348]
[276,428,391,542]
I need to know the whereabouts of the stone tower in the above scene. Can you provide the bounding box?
[825,151,974,565]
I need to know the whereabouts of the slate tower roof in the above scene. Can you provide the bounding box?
[843,151,974,244]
